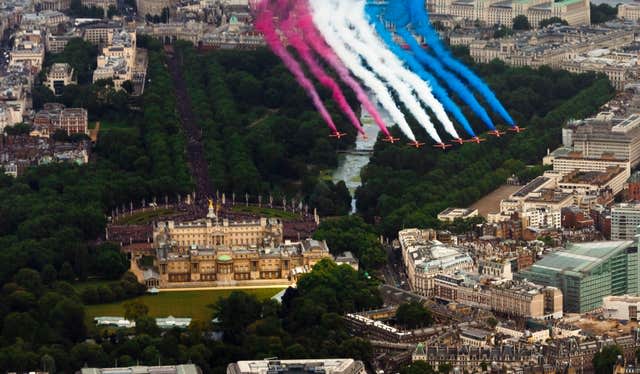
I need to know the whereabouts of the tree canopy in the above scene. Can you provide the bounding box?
[539,16,568,28]
[313,215,386,270]
[175,43,356,214]
[512,15,531,30]
[592,345,623,374]
[395,301,434,329]
[591,3,617,24]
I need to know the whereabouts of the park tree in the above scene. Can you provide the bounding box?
[400,361,436,374]
[213,291,263,344]
[313,215,386,270]
[539,16,568,28]
[121,80,134,94]
[135,316,160,336]
[124,300,149,321]
[493,25,513,38]
[593,345,623,374]
[14,268,43,295]
[41,264,57,284]
[59,262,76,282]
[512,15,531,30]
[591,3,617,24]
[93,243,128,280]
[4,123,31,135]
[48,38,98,84]
[396,301,434,329]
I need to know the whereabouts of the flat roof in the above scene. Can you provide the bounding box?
[528,240,634,276]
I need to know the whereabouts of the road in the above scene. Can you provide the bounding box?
[165,47,214,199]
[382,244,409,290]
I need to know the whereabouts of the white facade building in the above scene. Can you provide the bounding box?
[611,203,640,240]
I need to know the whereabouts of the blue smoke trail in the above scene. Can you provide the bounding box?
[365,4,476,137]
[405,0,515,126]
[381,0,495,131]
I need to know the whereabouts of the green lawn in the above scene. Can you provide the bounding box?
[85,287,284,323]
[231,205,300,220]
[114,208,177,225]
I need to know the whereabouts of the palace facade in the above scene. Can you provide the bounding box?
[147,205,332,288]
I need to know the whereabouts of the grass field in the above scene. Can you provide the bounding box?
[114,208,177,225]
[85,287,284,323]
[231,205,300,220]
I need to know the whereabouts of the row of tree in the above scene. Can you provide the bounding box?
[175,43,353,215]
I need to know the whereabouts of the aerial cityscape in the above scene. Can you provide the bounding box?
[5,0,640,373]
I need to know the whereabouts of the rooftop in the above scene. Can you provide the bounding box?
[527,240,635,277]
[81,365,199,374]
[231,359,362,374]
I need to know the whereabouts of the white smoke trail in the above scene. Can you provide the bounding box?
[312,0,444,143]
[345,0,460,139]
[308,0,416,141]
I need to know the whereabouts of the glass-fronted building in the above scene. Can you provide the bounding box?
[517,241,639,313]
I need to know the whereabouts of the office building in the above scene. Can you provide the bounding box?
[470,27,634,68]
[618,3,640,20]
[611,203,640,240]
[517,240,640,313]
[227,359,366,374]
[136,0,177,17]
[437,207,479,222]
[427,0,590,27]
[603,295,640,320]
[35,0,70,11]
[435,276,563,319]
[82,365,200,374]
[571,113,640,168]
[399,228,474,296]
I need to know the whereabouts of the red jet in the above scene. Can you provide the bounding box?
[508,126,526,133]
[407,140,426,148]
[329,132,347,139]
[488,130,506,137]
[383,136,400,143]
[433,142,452,150]
[451,138,466,145]
[465,136,487,144]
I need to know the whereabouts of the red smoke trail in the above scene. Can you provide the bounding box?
[253,1,338,134]
[295,0,391,137]
[275,0,365,136]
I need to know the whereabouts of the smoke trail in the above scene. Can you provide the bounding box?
[308,0,418,141]
[295,1,392,138]
[275,0,365,136]
[366,5,476,137]
[323,0,445,143]
[342,0,457,140]
[407,0,515,126]
[253,3,338,134]
[380,0,494,131]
